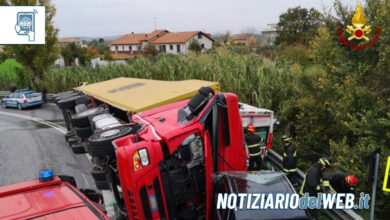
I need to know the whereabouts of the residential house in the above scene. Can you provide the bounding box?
[261,24,277,46]
[231,34,258,47]
[149,31,213,55]
[57,37,87,47]
[110,30,213,56]
[110,30,168,55]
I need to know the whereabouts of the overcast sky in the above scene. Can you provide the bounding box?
[52,0,358,38]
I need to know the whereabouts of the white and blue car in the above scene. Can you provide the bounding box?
[1,90,43,110]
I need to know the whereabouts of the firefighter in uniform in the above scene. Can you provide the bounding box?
[245,124,263,171]
[327,172,358,194]
[282,135,298,186]
[300,157,331,220]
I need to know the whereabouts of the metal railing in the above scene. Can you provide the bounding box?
[267,149,364,220]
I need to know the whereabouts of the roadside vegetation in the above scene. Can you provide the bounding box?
[0,0,389,218]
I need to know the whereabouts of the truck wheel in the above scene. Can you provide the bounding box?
[75,126,93,138]
[58,95,81,110]
[67,136,78,146]
[75,104,88,114]
[94,179,109,190]
[88,126,133,157]
[54,90,77,98]
[91,166,107,181]
[71,142,85,154]
[54,92,79,104]
[74,95,90,106]
[71,107,105,128]
[64,131,75,141]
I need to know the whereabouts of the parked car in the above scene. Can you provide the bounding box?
[1,89,43,110]
[213,171,308,220]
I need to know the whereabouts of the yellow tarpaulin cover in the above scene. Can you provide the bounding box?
[75,77,220,113]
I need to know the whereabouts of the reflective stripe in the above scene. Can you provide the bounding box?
[248,143,260,148]
[316,185,321,190]
[322,180,331,187]
[250,151,262,156]
[293,151,297,157]
[283,152,287,157]
[283,168,297,172]
[299,176,306,196]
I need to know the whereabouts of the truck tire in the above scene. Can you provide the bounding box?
[58,95,81,110]
[64,131,75,141]
[54,90,76,98]
[88,126,133,157]
[71,142,85,154]
[94,179,109,190]
[54,93,79,103]
[75,126,93,138]
[67,136,78,146]
[91,166,107,181]
[71,107,105,128]
[74,95,90,105]
[75,104,88,114]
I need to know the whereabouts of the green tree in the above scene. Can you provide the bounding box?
[188,39,202,53]
[60,43,87,66]
[3,0,59,81]
[143,44,159,57]
[275,7,323,46]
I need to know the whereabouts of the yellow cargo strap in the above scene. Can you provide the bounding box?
[250,151,262,157]
[248,143,261,148]
[283,168,297,173]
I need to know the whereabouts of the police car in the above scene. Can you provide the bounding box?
[1,89,43,110]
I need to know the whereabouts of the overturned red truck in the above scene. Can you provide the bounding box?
[54,78,277,219]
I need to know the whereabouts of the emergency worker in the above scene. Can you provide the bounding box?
[245,124,263,171]
[282,135,298,186]
[300,157,331,220]
[328,172,358,194]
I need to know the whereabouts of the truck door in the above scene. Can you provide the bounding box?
[213,94,247,172]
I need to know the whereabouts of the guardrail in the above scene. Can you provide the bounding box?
[0,91,55,99]
[267,149,364,220]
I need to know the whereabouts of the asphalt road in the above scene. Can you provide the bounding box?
[0,104,96,189]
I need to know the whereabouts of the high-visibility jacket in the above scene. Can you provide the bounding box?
[282,144,297,173]
[245,134,262,157]
[300,163,323,197]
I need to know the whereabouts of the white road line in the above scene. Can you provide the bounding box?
[0,110,92,181]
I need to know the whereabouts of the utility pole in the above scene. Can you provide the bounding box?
[369,148,381,220]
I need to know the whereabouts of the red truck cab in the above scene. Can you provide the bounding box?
[0,171,109,220]
[113,88,248,219]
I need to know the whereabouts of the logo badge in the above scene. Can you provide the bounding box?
[0,6,45,44]
[15,9,37,42]
[337,3,380,50]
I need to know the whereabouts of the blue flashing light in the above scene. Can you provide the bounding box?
[39,169,54,182]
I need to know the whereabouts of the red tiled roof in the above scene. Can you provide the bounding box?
[58,37,81,43]
[233,34,254,41]
[111,30,168,45]
[150,31,201,44]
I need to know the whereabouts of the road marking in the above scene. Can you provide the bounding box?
[0,110,67,134]
[0,110,92,182]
